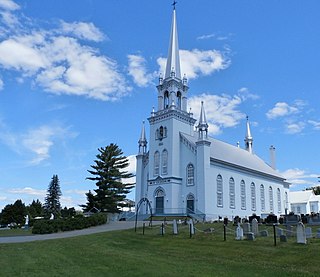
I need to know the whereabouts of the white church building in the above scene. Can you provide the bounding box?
[135,7,290,221]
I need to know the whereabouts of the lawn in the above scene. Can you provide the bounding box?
[0,222,319,276]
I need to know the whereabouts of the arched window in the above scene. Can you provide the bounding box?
[186,163,194,186]
[155,187,165,214]
[251,182,256,211]
[260,184,265,211]
[217,175,223,207]
[154,151,160,176]
[162,150,168,175]
[269,186,273,212]
[164,91,169,109]
[177,91,182,109]
[277,188,281,213]
[229,177,235,209]
[240,180,246,210]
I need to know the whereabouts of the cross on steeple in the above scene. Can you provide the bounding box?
[172,1,177,10]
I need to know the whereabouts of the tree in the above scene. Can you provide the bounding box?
[80,190,98,212]
[0,200,26,226]
[27,199,45,219]
[87,143,134,213]
[44,174,62,218]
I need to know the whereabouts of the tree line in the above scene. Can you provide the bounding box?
[0,143,134,226]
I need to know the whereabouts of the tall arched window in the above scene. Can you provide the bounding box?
[154,151,160,176]
[177,91,182,109]
[240,180,246,210]
[161,150,168,175]
[269,186,274,212]
[277,188,281,213]
[251,182,256,211]
[155,187,165,214]
[229,177,235,209]
[217,175,223,207]
[164,91,169,109]
[186,163,194,186]
[260,184,265,211]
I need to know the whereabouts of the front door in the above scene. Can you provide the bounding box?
[187,199,194,214]
[155,196,164,214]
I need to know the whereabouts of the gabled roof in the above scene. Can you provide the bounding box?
[181,132,285,180]
[289,190,314,204]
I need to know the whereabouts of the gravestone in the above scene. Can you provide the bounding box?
[173,219,178,235]
[251,218,259,236]
[286,225,293,237]
[247,232,255,241]
[316,228,320,239]
[260,230,268,237]
[188,219,195,235]
[276,227,284,237]
[296,222,306,244]
[243,222,251,235]
[280,235,287,242]
[305,227,312,239]
[235,223,244,240]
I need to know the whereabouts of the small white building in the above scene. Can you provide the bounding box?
[135,6,290,221]
[290,190,320,215]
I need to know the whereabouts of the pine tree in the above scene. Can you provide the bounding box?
[87,143,134,213]
[80,190,98,212]
[44,175,62,218]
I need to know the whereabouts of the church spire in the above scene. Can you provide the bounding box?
[165,4,181,79]
[197,101,209,140]
[245,116,253,153]
[138,121,147,154]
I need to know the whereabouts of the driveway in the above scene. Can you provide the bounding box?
[0,221,146,244]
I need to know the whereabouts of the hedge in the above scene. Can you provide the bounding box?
[32,213,107,234]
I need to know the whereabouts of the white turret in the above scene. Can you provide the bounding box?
[197,101,209,140]
[245,116,253,154]
[138,121,147,154]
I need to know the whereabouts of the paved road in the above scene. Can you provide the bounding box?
[0,221,146,244]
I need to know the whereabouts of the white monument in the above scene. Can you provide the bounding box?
[296,222,306,244]
[235,223,244,240]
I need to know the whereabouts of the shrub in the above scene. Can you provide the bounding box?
[32,213,107,234]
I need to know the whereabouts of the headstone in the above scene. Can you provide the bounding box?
[280,235,287,242]
[235,223,244,240]
[173,219,178,235]
[260,230,268,237]
[286,225,293,237]
[296,222,306,244]
[243,222,251,235]
[316,228,320,239]
[305,227,312,239]
[276,227,284,237]
[251,218,259,236]
[247,232,255,241]
[24,215,29,226]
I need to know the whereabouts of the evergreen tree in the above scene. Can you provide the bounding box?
[80,190,98,212]
[44,174,62,218]
[27,199,44,218]
[0,200,26,225]
[87,143,134,213]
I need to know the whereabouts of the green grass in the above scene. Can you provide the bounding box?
[0,223,319,276]
[0,228,32,237]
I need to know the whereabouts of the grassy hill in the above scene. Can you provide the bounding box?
[0,223,319,276]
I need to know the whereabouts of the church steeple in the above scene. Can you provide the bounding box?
[245,116,253,154]
[197,101,209,140]
[165,5,181,80]
[138,121,147,154]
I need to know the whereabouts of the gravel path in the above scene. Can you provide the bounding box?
[0,221,145,244]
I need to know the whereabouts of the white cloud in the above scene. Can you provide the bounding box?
[197,33,215,40]
[157,48,230,80]
[9,187,46,196]
[0,0,20,11]
[188,93,246,135]
[266,102,299,119]
[0,4,131,101]
[281,168,320,188]
[285,121,305,134]
[308,120,320,130]
[127,54,154,87]
[60,21,105,42]
[0,77,3,90]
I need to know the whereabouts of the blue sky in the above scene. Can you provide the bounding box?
[0,0,319,210]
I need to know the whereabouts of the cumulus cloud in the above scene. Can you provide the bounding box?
[281,168,320,188]
[60,21,105,42]
[188,93,246,135]
[0,0,20,11]
[266,102,300,119]
[0,1,131,101]
[9,187,46,196]
[157,48,230,80]
[285,121,305,134]
[127,54,154,87]
[308,120,320,130]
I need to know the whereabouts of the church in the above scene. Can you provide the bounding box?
[135,6,290,221]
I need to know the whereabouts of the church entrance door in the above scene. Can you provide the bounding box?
[155,196,164,214]
[187,199,194,214]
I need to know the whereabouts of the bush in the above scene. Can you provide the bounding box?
[32,213,107,234]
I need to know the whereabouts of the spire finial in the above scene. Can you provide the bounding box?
[172,1,177,10]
